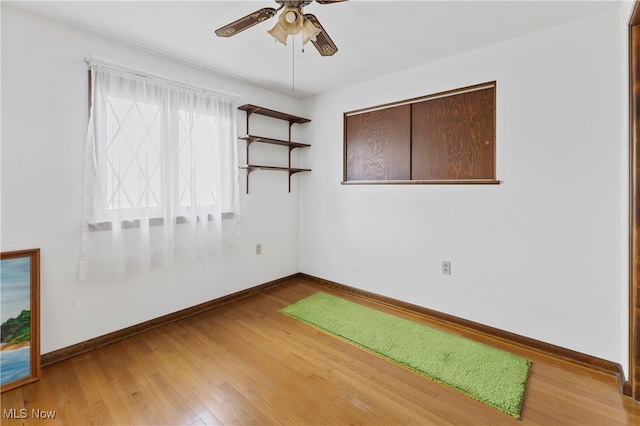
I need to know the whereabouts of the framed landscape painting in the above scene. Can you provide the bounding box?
[1,249,40,392]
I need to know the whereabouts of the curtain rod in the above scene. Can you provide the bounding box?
[85,54,243,102]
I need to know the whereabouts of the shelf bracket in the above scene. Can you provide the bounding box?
[245,166,254,194]
[289,168,304,193]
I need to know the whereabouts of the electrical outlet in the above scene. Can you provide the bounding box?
[442,261,451,275]
[256,243,262,255]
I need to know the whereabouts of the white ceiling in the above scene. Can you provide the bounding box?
[9,0,621,99]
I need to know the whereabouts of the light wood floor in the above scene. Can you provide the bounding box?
[2,278,640,425]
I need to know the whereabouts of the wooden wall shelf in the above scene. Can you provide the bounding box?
[238,104,311,193]
[238,104,311,125]
[238,135,310,149]
[240,165,312,173]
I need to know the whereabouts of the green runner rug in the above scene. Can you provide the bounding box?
[280,292,531,419]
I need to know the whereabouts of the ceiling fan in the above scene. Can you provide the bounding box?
[215,0,348,56]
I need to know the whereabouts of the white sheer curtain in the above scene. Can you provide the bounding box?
[80,63,240,280]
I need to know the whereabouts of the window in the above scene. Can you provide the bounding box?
[102,96,221,219]
[104,96,163,214]
[80,63,240,280]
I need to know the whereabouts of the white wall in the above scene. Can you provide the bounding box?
[1,3,632,373]
[1,5,304,354]
[300,8,628,368]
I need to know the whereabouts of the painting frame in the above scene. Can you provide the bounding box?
[1,249,40,393]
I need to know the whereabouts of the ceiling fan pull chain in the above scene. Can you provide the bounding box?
[292,35,295,93]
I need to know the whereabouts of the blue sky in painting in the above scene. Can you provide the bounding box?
[0,257,31,324]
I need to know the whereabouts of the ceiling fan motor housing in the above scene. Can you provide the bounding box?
[278,0,314,7]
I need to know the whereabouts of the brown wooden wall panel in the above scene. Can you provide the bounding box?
[411,88,495,180]
[345,105,411,181]
[343,82,497,184]
[629,3,640,400]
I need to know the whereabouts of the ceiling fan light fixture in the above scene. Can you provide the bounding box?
[285,10,298,24]
[268,6,306,45]
[267,22,290,45]
[301,19,321,44]
[279,7,304,33]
